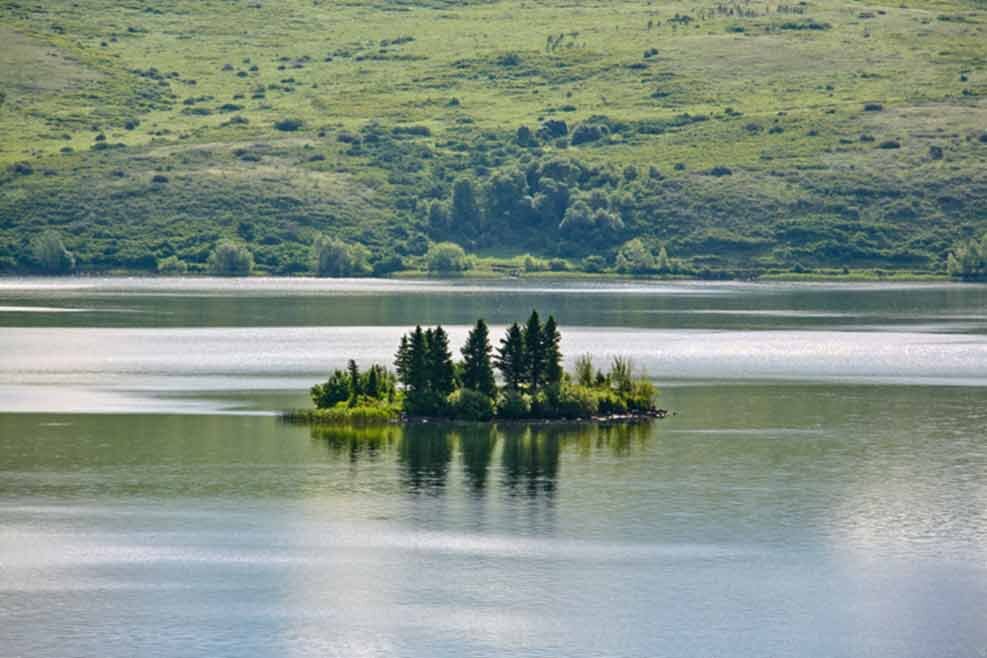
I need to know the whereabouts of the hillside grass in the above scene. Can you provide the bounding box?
[1,0,986,275]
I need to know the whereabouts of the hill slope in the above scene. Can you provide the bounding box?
[1,0,986,275]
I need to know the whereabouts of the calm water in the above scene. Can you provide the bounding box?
[1,278,985,658]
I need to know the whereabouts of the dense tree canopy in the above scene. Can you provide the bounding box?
[208,240,254,276]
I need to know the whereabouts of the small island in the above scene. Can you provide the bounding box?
[285,311,665,425]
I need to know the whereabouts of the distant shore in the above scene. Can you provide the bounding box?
[0,269,953,283]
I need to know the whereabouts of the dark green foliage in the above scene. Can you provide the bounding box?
[496,390,531,419]
[523,310,546,394]
[449,388,495,421]
[538,119,568,140]
[311,370,352,408]
[427,326,456,399]
[312,363,395,409]
[396,326,430,412]
[516,125,535,147]
[273,118,303,131]
[542,316,563,385]
[570,123,609,145]
[461,319,497,398]
[450,178,481,234]
[347,359,362,400]
[495,322,526,391]
[395,324,453,414]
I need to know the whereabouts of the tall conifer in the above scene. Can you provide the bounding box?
[428,325,456,398]
[495,322,526,390]
[461,319,497,398]
[524,310,545,393]
[542,315,563,386]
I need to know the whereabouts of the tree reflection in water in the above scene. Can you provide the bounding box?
[308,421,655,497]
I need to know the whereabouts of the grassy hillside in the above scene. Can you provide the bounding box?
[1,0,985,276]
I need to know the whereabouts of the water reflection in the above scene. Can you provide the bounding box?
[306,421,656,498]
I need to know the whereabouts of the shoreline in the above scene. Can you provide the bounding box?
[281,408,670,427]
[0,270,956,284]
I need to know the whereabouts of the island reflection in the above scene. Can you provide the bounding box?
[309,422,654,497]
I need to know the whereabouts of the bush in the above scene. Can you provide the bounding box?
[581,255,607,272]
[273,118,303,131]
[30,231,75,274]
[156,255,188,274]
[312,234,371,277]
[425,242,469,272]
[497,390,531,419]
[878,140,901,150]
[554,385,598,419]
[448,388,495,421]
[523,255,548,272]
[570,123,608,145]
[208,240,254,276]
[516,125,535,147]
[596,389,628,415]
[372,253,406,276]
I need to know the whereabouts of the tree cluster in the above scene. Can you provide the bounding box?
[426,157,629,255]
[947,233,987,280]
[311,359,397,409]
[310,312,658,422]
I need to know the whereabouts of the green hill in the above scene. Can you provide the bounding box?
[1,0,986,276]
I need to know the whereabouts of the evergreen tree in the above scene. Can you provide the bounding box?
[461,319,497,398]
[495,323,526,390]
[365,364,381,399]
[395,334,411,382]
[542,315,563,386]
[428,325,457,399]
[524,310,545,393]
[396,326,432,412]
[347,359,362,401]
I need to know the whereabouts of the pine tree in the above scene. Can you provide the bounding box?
[396,326,432,413]
[461,318,497,398]
[395,334,410,381]
[542,315,563,386]
[495,323,526,391]
[365,364,381,399]
[523,310,545,393]
[347,359,362,399]
[428,325,456,398]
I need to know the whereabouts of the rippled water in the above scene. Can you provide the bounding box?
[1,278,985,658]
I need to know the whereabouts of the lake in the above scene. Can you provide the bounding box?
[1,278,985,658]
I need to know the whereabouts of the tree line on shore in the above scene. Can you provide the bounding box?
[309,311,658,421]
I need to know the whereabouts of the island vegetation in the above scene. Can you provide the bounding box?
[289,311,661,424]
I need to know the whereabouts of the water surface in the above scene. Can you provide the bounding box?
[1,278,985,658]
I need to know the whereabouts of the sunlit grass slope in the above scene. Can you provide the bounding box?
[1,0,985,274]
